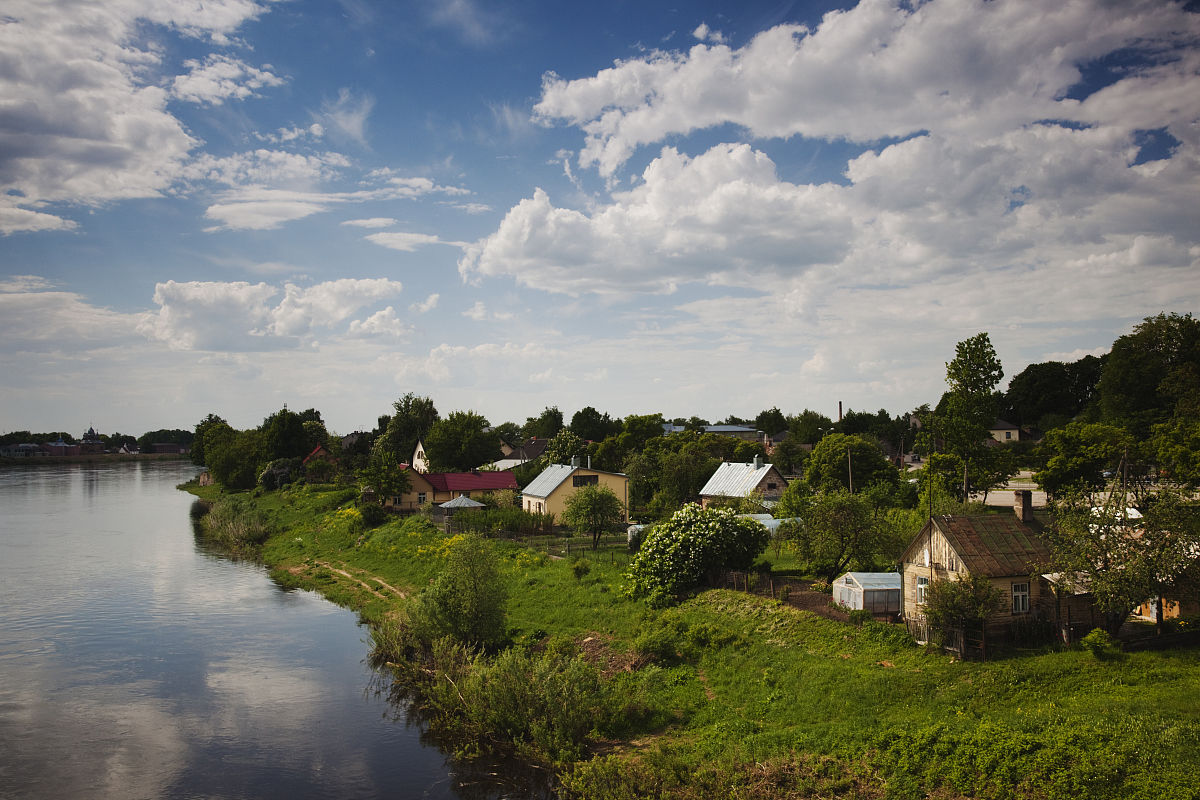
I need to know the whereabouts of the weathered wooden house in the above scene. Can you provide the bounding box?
[901,490,1095,646]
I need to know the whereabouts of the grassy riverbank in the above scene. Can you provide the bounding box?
[190,482,1200,800]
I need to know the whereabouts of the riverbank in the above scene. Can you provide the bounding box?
[190,482,1200,800]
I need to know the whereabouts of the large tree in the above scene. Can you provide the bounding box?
[191,413,228,466]
[1098,312,1200,438]
[523,406,565,440]
[375,393,439,463]
[569,406,620,442]
[1002,355,1104,430]
[260,407,308,461]
[796,490,888,582]
[804,433,897,493]
[544,429,588,465]
[424,410,501,472]
[1034,422,1130,500]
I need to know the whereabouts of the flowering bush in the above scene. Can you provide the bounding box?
[625,504,769,607]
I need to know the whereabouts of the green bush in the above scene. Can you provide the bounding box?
[625,504,770,607]
[411,534,508,651]
[359,501,388,528]
[571,558,592,580]
[1080,627,1121,660]
[848,608,873,626]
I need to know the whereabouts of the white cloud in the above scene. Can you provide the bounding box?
[0,284,145,353]
[138,278,404,350]
[0,0,272,232]
[365,232,468,252]
[341,217,397,228]
[450,202,493,214]
[346,306,411,338]
[535,0,1200,177]
[427,0,508,45]
[170,54,284,105]
[320,88,374,145]
[691,23,725,44]
[410,293,439,313]
[204,197,330,231]
[462,301,488,321]
[184,150,352,188]
[459,143,852,294]
[255,123,325,144]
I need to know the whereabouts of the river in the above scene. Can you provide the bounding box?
[0,461,528,799]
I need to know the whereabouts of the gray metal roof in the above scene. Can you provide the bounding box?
[700,461,775,498]
[439,495,485,509]
[837,572,901,590]
[521,463,576,499]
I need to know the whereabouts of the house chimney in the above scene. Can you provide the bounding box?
[753,455,763,469]
[571,455,580,468]
[1014,489,1033,523]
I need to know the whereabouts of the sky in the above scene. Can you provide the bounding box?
[2,0,1199,437]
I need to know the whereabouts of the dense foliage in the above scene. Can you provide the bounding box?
[626,504,769,607]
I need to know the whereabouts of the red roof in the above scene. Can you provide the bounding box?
[423,470,518,493]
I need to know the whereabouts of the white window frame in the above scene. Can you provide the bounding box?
[1012,582,1030,614]
[417,492,426,505]
[916,576,929,605]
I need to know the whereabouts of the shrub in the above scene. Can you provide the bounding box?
[848,609,873,626]
[1080,627,1121,660]
[359,501,388,528]
[922,574,1003,646]
[571,558,592,580]
[411,534,508,651]
[810,580,832,594]
[625,504,770,607]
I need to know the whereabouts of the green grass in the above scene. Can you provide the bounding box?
[194,484,1200,799]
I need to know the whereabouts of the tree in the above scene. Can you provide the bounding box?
[1002,355,1104,429]
[544,429,587,465]
[412,534,507,650]
[562,484,626,549]
[137,428,193,452]
[804,433,897,493]
[626,505,770,607]
[375,393,439,462]
[922,574,1004,646]
[1043,491,1200,635]
[1153,415,1200,489]
[795,490,886,582]
[491,421,523,448]
[786,409,834,444]
[206,428,265,490]
[361,449,410,499]
[1034,422,1130,500]
[425,410,501,472]
[191,413,228,466]
[1098,312,1200,439]
[523,406,564,440]
[260,407,308,461]
[755,407,787,435]
[569,406,620,442]
[770,434,809,475]
[941,332,1003,461]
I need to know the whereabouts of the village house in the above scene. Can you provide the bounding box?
[698,456,788,508]
[381,469,519,513]
[521,461,629,521]
[901,491,1098,647]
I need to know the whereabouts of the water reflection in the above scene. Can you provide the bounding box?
[0,462,546,799]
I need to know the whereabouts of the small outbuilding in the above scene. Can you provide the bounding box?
[833,572,901,615]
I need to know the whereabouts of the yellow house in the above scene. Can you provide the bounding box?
[521,463,629,522]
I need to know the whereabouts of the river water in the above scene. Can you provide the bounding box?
[0,461,522,799]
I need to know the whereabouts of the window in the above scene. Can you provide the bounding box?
[1005,431,1012,440]
[417,492,426,505]
[766,482,777,490]
[916,577,929,605]
[572,474,599,487]
[1012,582,1030,614]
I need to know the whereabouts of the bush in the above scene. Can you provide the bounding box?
[571,558,592,580]
[848,609,873,626]
[1080,627,1121,660]
[411,534,508,651]
[625,504,770,607]
[359,501,388,528]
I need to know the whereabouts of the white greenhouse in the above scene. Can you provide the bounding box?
[833,572,901,614]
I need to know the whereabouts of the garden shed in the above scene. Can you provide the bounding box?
[834,572,901,614]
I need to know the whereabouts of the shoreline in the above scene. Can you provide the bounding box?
[1,453,190,466]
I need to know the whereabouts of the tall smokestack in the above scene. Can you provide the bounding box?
[838,401,843,422]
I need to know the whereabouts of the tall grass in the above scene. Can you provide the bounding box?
[198,496,272,550]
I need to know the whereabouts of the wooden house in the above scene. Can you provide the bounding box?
[901,490,1062,645]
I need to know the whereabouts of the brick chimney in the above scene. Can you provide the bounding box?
[1014,489,1033,523]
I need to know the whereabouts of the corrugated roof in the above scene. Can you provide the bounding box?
[522,463,576,498]
[839,572,901,590]
[934,514,1051,577]
[700,462,775,498]
[423,471,518,493]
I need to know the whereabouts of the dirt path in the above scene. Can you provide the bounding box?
[292,559,409,600]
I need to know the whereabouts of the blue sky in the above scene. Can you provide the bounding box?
[2,0,1199,436]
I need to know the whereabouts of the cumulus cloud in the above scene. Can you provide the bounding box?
[254,123,325,144]
[139,278,403,350]
[459,143,852,294]
[535,0,1200,177]
[0,0,272,232]
[170,54,284,105]
[345,306,411,338]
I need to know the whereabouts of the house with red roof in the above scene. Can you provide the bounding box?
[382,469,519,513]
